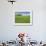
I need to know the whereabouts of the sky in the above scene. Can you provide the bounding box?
[16,12,30,14]
[15,12,30,16]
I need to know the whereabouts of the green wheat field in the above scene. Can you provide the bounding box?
[15,15,30,23]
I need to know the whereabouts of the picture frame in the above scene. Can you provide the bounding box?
[14,10,33,26]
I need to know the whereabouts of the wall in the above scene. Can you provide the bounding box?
[0,0,46,42]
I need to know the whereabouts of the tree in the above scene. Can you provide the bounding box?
[16,14,22,16]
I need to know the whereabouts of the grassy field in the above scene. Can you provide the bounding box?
[15,16,30,23]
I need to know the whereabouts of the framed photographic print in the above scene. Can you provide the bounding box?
[14,10,33,26]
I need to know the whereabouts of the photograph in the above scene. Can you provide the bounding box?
[15,12,30,23]
[15,11,32,25]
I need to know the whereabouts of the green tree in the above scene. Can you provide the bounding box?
[16,14,22,16]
